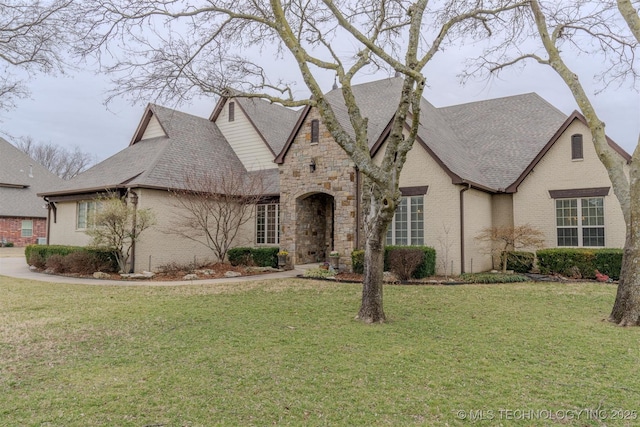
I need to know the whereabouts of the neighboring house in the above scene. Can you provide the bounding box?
[40,77,630,274]
[0,137,62,246]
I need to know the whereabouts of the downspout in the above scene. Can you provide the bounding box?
[459,183,471,274]
[129,190,138,273]
[44,197,51,245]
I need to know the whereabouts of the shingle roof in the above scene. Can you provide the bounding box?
[235,97,301,155]
[314,77,570,191]
[0,137,62,217]
[40,104,267,195]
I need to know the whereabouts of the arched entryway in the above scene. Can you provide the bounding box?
[295,192,334,264]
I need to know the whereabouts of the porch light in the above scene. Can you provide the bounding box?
[309,158,316,173]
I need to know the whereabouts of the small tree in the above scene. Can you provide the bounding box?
[168,169,266,263]
[86,193,155,273]
[476,224,545,273]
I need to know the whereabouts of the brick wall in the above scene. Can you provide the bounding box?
[0,216,47,247]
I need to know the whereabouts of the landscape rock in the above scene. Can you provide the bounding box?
[224,271,242,278]
[93,272,111,279]
[121,271,155,279]
[183,274,199,280]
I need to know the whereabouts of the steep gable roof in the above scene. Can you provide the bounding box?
[40,104,277,196]
[0,137,62,217]
[210,95,301,156]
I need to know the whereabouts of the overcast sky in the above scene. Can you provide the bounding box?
[1,46,638,164]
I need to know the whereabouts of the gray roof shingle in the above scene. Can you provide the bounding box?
[0,137,63,217]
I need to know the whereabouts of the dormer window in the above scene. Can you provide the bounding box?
[311,119,319,143]
[228,102,235,122]
[571,134,583,160]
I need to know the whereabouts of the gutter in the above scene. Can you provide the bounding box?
[459,183,471,274]
[129,190,138,273]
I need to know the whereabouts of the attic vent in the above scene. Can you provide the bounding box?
[311,119,319,143]
[228,102,235,122]
[571,134,583,160]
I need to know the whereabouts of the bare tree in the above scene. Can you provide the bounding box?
[470,1,640,325]
[168,169,267,263]
[75,0,528,323]
[0,0,73,111]
[85,193,155,273]
[15,136,94,179]
[476,224,545,273]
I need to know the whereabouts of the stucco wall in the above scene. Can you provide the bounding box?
[135,188,257,271]
[513,120,627,249]
[48,200,94,247]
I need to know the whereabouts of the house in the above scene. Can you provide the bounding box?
[0,137,62,246]
[40,77,630,274]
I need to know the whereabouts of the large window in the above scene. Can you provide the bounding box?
[386,196,424,246]
[77,201,99,230]
[256,203,279,244]
[556,197,604,247]
[21,220,33,237]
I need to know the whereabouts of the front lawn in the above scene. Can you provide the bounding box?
[1,277,638,426]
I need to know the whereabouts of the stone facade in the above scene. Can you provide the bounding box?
[0,216,46,247]
[278,109,358,269]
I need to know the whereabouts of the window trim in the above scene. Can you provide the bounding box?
[386,195,424,246]
[228,101,235,122]
[310,119,319,144]
[555,196,605,247]
[571,134,583,160]
[21,220,33,238]
[256,203,280,245]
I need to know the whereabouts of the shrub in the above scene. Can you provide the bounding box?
[28,252,46,269]
[385,246,436,278]
[594,249,623,280]
[536,248,623,280]
[251,247,279,268]
[460,272,529,284]
[1,241,14,247]
[64,251,111,275]
[506,251,535,274]
[351,250,365,274]
[303,267,336,279]
[388,248,424,281]
[45,254,67,273]
[227,247,253,266]
[25,244,119,273]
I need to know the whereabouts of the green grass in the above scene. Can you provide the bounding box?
[1,277,639,426]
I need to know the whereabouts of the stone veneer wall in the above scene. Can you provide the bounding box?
[278,109,358,270]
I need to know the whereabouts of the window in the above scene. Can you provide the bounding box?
[21,220,33,237]
[228,102,235,122]
[556,197,604,247]
[310,119,319,143]
[256,204,279,244]
[386,196,424,246]
[571,134,583,160]
[77,201,99,230]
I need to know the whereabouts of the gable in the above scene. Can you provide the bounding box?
[140,115,167,140]
[212,98,278,171]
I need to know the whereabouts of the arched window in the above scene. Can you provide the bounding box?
[571,134,583,160]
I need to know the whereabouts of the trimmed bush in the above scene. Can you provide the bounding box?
[506,251,535,274]
[251,247,279,268]
[64,251,112,275]
[388,248,424,280]
[45,254,67,274]
[303,267,336,279]
[227,247,279,268]
[351,250,365,274]
[227,247,253,266]
[385,246,436,279]
[537,248,623,280]
[594,249,623,280]
[460,272,529,284]
[25,244,118,273]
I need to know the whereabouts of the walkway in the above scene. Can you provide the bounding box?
[0,250,311,286]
